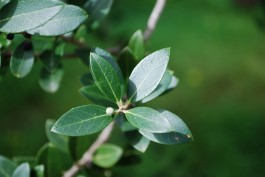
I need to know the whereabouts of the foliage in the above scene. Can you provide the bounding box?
[0,0,193,176]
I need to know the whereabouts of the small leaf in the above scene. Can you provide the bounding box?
[34,165,44,177]
[39,50,60,72]
[125,107,172,133]
[0,155,17,177]
[79,85,117,108]
[10,41,34,78]
[36,143,72,177]
[128,30,145,60]
[165,75,179,92]
[141,70,172,103]
[46,119,68,153]
[39,65,64,93]
[84,0,113,29]
[139,109,193,145]
[12,163,30,177]
[93,144,123,168]
[52,105,113,136]
[127,48,170,102]
[0,0,65,33]
[55,43,65,57]
[28,5,88,36]
[124,130,150,153]
[90,53,122,103]
[118,47,137,81]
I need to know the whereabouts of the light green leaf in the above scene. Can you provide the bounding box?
[125,107,172,133]
[39,65,64,93]
[127,48,170,102]
[139,109,193,145]
[34,165,44,177]
[0,0,65,33]
[141,70,172,103]
[0,155,17,177]
[90,52,122,103]
[10,41,34,78]
[45,119,68,153]
[39,50,60,72]
[128,30,145,60]
[36,143,72,177]
[79,85,117,108]
[12,163,30,177]
[52,105,113,136]
[28,5,88,36]
[55,42,65,57]
[84,0,113,29]
[93,144,123,168]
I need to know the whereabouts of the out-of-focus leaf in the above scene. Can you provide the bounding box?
[34,165,44,177]
[93,144,123,168]
[0,0,10,9]
[45,119,68,153]
[55,42,65,57]
[75,48,90,67]
[12,163,30,177]
[39,50,60,72]
[0,0,65,33]
[12,156,35,167]
[52,105,113,136]
[10,41,34,78]
[0,155,17,177]
[127,48,170,102]
[128,30,145,60]
[39,65,64,93]
[79,72,94,86]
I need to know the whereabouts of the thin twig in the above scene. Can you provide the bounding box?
[144,0,167,41]
[63,122,115,177]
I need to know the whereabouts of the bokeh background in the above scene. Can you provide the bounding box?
[1,0,265,176]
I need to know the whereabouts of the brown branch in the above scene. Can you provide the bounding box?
[144,0,167,41]
[63,122,115,177]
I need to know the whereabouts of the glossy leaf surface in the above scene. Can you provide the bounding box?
[0,0,64,33]
[52,105,113,136]
[127,48,170,102]
[125,107,172,133]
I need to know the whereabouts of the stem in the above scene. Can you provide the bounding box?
[144,0,167,41]
[63,122,115,177]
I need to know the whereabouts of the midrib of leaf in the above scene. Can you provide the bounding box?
[16,51,28,77]
[44,15,87,23]
[92,55,119,102]
[0,5,64,23]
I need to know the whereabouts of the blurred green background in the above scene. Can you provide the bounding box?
[1,0,265,176]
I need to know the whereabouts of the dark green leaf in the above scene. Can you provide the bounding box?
[93,144,123,168]
[39,50,60,72]
[12,163,30,177]
[79,72,94,86]
[79,85,117,107]
[34,165,44,177]
[0,155,17,177]
[46,119,68,153]
[10,41,34,78]
[127,48,170,102]
[36,143,72,177]
[0,0,10,9]
[141,70,172,103]
[75,48,90,67]
[39,65,64,93]
[118,47,137,81]
[28,5,88,36]
[52,105,113,136]
[0,0,65,33]
[139,109,193,145]
[90,53,122,103]
[124,130,150,153]
[84,0,113,29]
[128,30,145,60]
[125,107,172,133]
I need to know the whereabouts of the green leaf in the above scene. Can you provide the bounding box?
[36,143,72,177]
[39,65,64,93]
[125,107,172,133]
[127,48,170,102]
[39,50,60,72]
[55,42,65,57]
[128,30,145,60]
[84,0,113,29]
[124,130,150,153]
[0,0,10,10]
[79,72,94,86]
[139,110,193,145]
[166,75,179,92]
[12,163,30,177]
[10,41,34,78]
[118,47,137,81]
[28,5,88,36]
[0,155,17,177]
[90,53,122,103]
[79,85,117,108]
[52,105,113,136]
[0,0,65,33]
[141,70,172,103]
[34,165,44,177]
[75,48,90,67]
[93,144,123,168]
[45,119,68,153]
